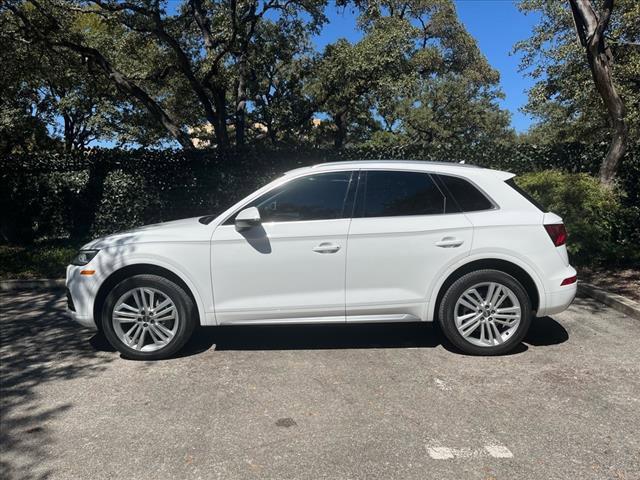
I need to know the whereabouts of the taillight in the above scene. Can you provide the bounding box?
[544,223,567,247]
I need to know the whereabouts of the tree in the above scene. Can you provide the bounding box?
[0,15,57,153]
[311,0,513,149]
[248,21,316,145]
[4,0,514,151]
[516,0,639,184]
[310,19,415,148]
[5,0,328,149]
[5,0,196,148]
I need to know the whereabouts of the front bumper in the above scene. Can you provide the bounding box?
[66,265,99,330]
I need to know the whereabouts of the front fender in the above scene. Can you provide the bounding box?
[89,246,212,326]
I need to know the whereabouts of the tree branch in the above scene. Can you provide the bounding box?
[9,1,194,149]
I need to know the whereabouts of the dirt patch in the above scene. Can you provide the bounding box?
[578,267,640,303]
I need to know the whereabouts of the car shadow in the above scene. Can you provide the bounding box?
[101,315,567,359]
[1,290,115,480]
[90,315,569,359]
[525,315,570,346]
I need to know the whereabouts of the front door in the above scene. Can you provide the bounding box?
[211,171,355,324]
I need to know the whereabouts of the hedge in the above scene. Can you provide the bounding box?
[516,171,639,266]
[1,142,638,266]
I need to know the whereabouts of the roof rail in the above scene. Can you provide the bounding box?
[311,160,480,168]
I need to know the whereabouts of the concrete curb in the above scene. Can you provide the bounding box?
[0,279,65,291]
[578,283,640,321]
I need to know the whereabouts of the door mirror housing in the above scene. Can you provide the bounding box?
[235,207,261,231]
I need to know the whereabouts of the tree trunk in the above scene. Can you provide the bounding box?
[212,87,230,148]
[62,112,73,152]
[70,157,110,240]
[569,0,627,185]
[334,112,347,150]
[235,54,248,147]
[587,46,627,185]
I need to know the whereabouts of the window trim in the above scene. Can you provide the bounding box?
[221,170,358,226]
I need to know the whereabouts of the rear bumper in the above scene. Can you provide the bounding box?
[538,282,577,317]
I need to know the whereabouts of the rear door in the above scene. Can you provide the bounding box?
[345,170,474,321]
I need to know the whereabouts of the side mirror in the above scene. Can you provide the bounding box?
[235,207,261,231]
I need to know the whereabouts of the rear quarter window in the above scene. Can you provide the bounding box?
[505,178,546,212]
[436,174,494,212]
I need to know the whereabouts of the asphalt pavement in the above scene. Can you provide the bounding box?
[1,290,639,480]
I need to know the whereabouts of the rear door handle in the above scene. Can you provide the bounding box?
[312,242,341,254]
[435,237,464,248]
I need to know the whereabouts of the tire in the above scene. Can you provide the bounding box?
[101,274,197,360]
[438,269,532,356]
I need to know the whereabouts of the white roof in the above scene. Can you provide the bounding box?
[285,160,513,180]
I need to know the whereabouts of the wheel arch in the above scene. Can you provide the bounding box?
[431,258,542,323]
[93,263,202,330]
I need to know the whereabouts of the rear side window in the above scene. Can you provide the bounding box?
[436,174,494,212]
[357,171,445,217]
[505,178,546,212]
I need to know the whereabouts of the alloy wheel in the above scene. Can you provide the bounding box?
[112,287,180,352]
[454,281,521,347]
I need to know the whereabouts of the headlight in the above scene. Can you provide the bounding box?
[71,250,100,266]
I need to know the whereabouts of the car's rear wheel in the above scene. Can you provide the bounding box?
[101,274,196,360]
[438,269,532,355]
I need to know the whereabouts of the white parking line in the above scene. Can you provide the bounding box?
[433,378,451,391]
[427,445,513,460]
[427,447,455,460]
[485,445,514,458]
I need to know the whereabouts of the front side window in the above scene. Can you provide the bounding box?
[357,170,445,217]
[241,171,353,223]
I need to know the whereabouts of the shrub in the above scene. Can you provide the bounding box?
[516,171,639,266]
[0,243,79,279]
[91,170,153,237]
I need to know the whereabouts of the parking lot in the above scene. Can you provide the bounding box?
[1,289,639,480]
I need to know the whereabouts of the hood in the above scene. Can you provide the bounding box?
[83,216,213,249]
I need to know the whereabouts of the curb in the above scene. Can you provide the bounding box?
[578,283,640,321]
[0,279,66,291]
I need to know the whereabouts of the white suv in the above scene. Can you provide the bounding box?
[66,161,577,359]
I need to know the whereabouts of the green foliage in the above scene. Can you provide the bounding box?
[516,171,639,266]
[0,9,129,153]
[309,2,513,149]
[91,170,152,237]
[0,243,78,279]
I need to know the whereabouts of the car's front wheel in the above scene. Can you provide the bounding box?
[101,274,196,360]
[438,269,532,355]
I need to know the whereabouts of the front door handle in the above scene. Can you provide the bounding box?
[435,237,464,248]
[312,242,341,254]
